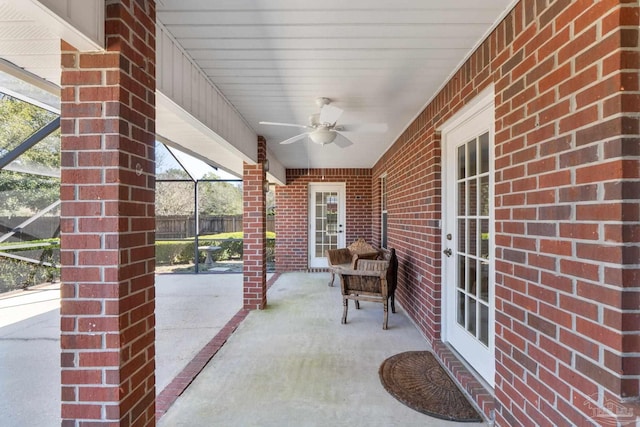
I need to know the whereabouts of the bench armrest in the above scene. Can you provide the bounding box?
[326,248,353,266]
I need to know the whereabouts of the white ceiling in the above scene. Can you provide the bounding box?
[156,0,514,169]
[0,0,515,170]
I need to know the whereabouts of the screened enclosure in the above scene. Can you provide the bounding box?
[0,71,61,293]
[155,141,275,274]
[0,70,274,294]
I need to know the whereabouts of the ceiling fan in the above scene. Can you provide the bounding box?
[259,97,387,147]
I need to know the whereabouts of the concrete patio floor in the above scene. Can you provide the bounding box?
[158,272,487,427]
[0,272,488,426]
[0,284,60,426]
[0,273,245,427]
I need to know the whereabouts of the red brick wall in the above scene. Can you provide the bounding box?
[243,137,267,309]
[60,1,156,425]
[275,168,372,271]
[372,132,443,342]
[368,0,640,425]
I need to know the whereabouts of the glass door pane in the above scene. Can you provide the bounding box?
[442,89,494,385]
[309,183,345,268]
[456,132,491,347]
[314,191,339,257]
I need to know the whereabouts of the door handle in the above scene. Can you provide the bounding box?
[443,248,452,257]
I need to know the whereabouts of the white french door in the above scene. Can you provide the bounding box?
[441,88,495,385]
[308,183,346,268]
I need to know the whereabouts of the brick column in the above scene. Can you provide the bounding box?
[243,137,267,309]
[59,1,156,425]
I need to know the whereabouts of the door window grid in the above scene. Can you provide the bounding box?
[314,191,339,257]
[456,132,491,347]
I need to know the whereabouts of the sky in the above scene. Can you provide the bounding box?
[157,141,239,181]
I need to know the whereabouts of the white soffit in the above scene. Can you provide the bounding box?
[0,0,104,85]
[156,23,262,178]
[25,0,105,50]
[156,0,516,169]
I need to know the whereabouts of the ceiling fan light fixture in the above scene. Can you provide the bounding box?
[309,127,337,145]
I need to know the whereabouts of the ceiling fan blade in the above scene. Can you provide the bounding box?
[279,133,309,145]
[260,121,309,129]
[319,104,343,125]
[338,123,388,133]
[334,132,354,148]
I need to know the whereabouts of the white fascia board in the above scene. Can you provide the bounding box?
[156,90,254,178]
[8,0,104,51]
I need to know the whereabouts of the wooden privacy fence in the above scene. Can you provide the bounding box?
[156,215,275,239]
[1,215,275,241]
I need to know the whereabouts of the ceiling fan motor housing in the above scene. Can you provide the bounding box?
[260,96,366,147]
[310,126,337,145]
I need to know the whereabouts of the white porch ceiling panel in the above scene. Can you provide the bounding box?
[156,0,515,169]
[0,0,516,174]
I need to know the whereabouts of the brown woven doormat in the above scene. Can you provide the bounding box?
[379,351,482,422]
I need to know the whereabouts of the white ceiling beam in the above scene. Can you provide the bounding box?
[3,0,104,51]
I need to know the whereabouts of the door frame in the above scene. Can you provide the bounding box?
[440,85,495,386]
[308,182,346,268]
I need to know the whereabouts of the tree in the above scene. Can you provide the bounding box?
[0,94,60,217]
[0,94,57,155]
[155,168,195,216]
[266,186,275,216]
[198,172,242,216]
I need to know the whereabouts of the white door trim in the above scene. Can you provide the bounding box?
[308,183,346,268]
[440,86,495,386]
